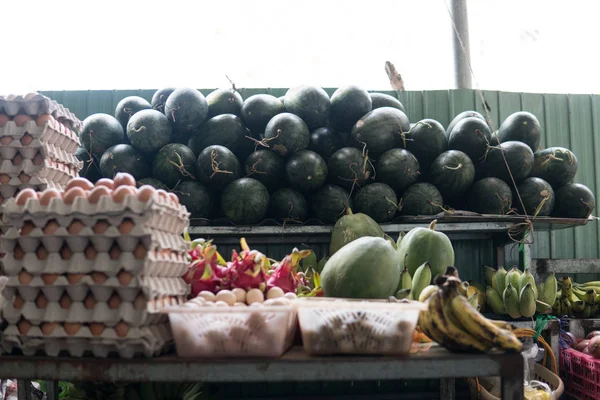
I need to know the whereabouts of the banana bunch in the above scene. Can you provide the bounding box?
[482,266,554,319]
[395,262,434,301]
[418,273,523,353]
[553,276,600,318]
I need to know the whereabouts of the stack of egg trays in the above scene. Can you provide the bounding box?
[0,191,191,358]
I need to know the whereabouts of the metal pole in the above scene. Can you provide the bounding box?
[451,0,473,89]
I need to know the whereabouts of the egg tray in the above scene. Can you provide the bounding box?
[2,294,185,326]
[0,119,80,153]
[2,194,190,232]
[0,157,81,178]
[0,143,81,171]
[0,182,61,202]
[0,94,83,132]
[0,164,77,187]
[1,323,171,358]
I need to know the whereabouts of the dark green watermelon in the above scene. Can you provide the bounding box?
[353,183,398,223]
[329,85,372,132]
[221,178,270,224]
[446,111,486,137]
[284,86,330,130]
[308,127,344,161]
[264,113,310,156]
[399,183,444,216]
[429,150,475,200]
[196,145,242,190]
[376,148,420,193]
[482,140,534,183]
[241,94,285,134]
[467,178,513,215]
[244,150,285,191]
[285,150,328,192]
[370,93,405,113]
[151,88,175,113]
[114,96,152,131]
[206,88,243,118]
[529,147,578,188]
[75,147,102,183]
[126,109,172,154]
[514,177,555,216]
[448,116,492,162]
[278,96,285,104]
[554,183,596,219]
[99,144,149,180]
[328,147,374,191]
[165,88,208,135]
[351,107,410,158]
[152,143,197,188]
[137,177,167,190]
[187,114,247,158]
[403,119,447,172]
[497,111,541,152]
[310,184,352,223]
[269,188,308,222]
[174,180,217,219]
[80,114,125,158]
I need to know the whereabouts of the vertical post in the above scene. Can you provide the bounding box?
[16,380,32,400]
[451,0,473,89]
[440,378,455,400]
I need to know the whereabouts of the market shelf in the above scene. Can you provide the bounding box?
[0,346,524,400]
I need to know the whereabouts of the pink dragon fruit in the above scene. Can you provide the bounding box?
[267,248,312,293]
[226,238,269,292]
[182,235,228,297]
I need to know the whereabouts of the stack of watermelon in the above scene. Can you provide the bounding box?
[75,86,595,225]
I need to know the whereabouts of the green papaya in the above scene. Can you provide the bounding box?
[321,236,400,299]
[329,208,385,255]
[396,219,454,280]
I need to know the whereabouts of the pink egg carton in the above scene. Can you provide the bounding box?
[0,93,83,132]
[1,323,171,358]
[0,119,80,153]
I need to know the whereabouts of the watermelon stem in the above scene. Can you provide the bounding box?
[245,130,280,149]
[398,121,431,148]
[427,200,455,215]
[246,160,268,176]
[210,149,234,178]
[385,196,402,210]
[442,163,463,171]
[532,191,551,219]
[167,151,196,180]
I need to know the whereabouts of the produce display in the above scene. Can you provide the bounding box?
[74,87,596,226]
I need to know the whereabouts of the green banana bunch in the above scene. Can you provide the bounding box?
[519,283,536,318]
[486,286,506,314]
[505,267,522,292]
[394,288,412,299]
[483,266,496,287]
[503,283,521,319]
[495,266,508,297]
[519,268,537,298]
[539,273,557,306]
[412,262,432,301]
[400,266,412,291]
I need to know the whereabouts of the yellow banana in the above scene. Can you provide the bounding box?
[572,300,586,315]
[584,289,597,305]
[495,266,507,297]
[467,283,486,313]
[486,286,506,314]
[399,266,412,290]
[483,266,496,287]
[583,304,593,318]
[540,273,558,306]
[535,299,552,314]
[561,297,572,317]
[490,320,514,330]
[503,283,521,319]
[412,262,432,301]
[552,298,562,316]
[467,292,479,309]
[560,276,573,299]
[519,283,536,318]
[505,267,522,291]
[519,268,537,298]
[418,285,438,302]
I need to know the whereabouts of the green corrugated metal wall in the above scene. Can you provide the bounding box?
[40,88,600,271]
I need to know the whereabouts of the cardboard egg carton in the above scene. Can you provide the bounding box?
[1,323,171,358]
[0,163,77,187]
[0,119,80,153]
[0,144,82,172]
[0,93,83,132]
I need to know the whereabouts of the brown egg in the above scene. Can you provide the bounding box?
[0,174,11,185]
[134,294,146,310]
[36,114,53,126]
[15,188,38,205]
[39,189,61,206]
[113,172,136,188]
[167,192,180,205]
[41,322,58,336]
[67,219,85,234]
[95,178,114,190]
[0,136,13,145]
[18,319,32,335]
[89,322,105,336]
[137,185,156,203]
[18,270,33,284]
[36,245,49,260]
[63,186,86,205]
[13,245,25,260]
[84,244,97,260]
[0,114,9,127]
[13,114,32,127]
[64,323,82,336]
[93,220,109,234]
[41,273,58,284]
[90,271,107,284]
[35,293,49,309]
[60,245,73,260]
[32,152,43,166]
[59,294,72,309]
[20,221,35,236]
[19,133,33,146]
[18,172,31,184]
[118,218,135,235]
[117,270,133,285]
[13,295,25,309]
[112,185,136,203]
[156,189,168,201]
[43,220,59,235]
[108,294,121,309]
[67,273,85,284]
[87,186,111,204]
[65,177,94,192]
[109,243,122,260]
[133,243,147,260]
[83,295,96,309]
[114,322,129,338]
[11,153,23,166]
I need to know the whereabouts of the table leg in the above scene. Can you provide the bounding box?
[46,381,59,400]
[17,380,32,400]
[501,369,524,400]
[439,378,455,400]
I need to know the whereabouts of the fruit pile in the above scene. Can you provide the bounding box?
[74,87,596,226]
[550,277,600,318]
[564,330,600,358]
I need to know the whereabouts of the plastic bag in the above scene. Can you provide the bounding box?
[524,380,552,400]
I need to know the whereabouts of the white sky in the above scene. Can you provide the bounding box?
[1,0,598,94]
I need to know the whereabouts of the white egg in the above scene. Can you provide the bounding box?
[215,300,229,307]
[249,302,264,308]
[246,288,265,305]
[267,287,285,299]
[232,288,246,303]
[198,291,216,302]
[215,290,237,306]
[233,302,247,307]
[284,292,298,300]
